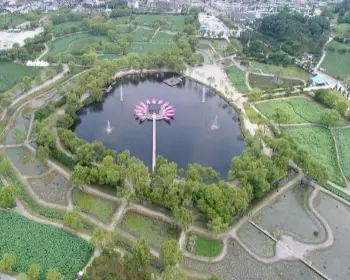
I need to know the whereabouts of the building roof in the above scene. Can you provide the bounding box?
[312,76,327,84]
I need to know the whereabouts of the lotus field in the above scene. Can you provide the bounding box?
[0,211,93,280]
[255,97,345,125]
[335,128,350,177]
[282,126,344,186]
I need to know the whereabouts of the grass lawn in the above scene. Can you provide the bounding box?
[248,73,303,90]
[126,42,170,54]
[122,211,178,247]
[0,62,40,92]
[72,187,118,223]
[335,128,350,178]
[152,31,175,43]
[244,103,263,124]
[134,15,185,32]
[225,65,250,93]
[0,211,93,280]
[193,235,223,257]
[250,61,310,82]
[255,96,346,125]
[321,40,350,80]
[130,28,155,42]
[282,126,344,186]
[46,33,91,57]
[68,35,111,54]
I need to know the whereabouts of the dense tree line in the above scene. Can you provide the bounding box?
[242,10,330,60]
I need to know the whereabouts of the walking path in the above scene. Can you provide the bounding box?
[316,37,333,70]
[150,27,160,42]
[36,43,49,60]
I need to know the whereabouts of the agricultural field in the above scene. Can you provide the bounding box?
[130,28,155,42]
[255,97,346,125]
[72,187,118,223]
[126,42,170,54]
[134,15,185,32]
[121,211,178,247]
[4,109,29,145]
[0,211,93,280]
[28,171,72,206]
[225,65,250,94]
[109,16,132,25]
[97,53,119,60]
[152,31,175,43]
[335,128,350,177]
[248,73,303,89]
[0,13,28,29]
[282,126,344,186]
[321,40,350,80]
[0,62,40,93]
[250,61,310,82]
[187,234,223,257]
[243,103,263,124]
[68,35,111,54]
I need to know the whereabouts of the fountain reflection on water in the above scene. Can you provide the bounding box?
[106,120,112,134]
[211,116,219,130]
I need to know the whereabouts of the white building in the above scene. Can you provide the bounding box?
[198,13,230,38]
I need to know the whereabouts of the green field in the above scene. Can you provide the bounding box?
[68,35,111,54]
[250,61,310,82]
[332,24,350,38]
[282,126,344,186]
[130,28,155,42]
[0,62,40,92]
[248,73,302,89]
[134,15,185,31]
[0,13,27,29]
[152,31,175,43]
[98,53,119,60]
[109,16,132,25]
[322,40,350,80]
[122,212,178,247]
[0,211,93,280]
[225,65,250,93]
[72,188,118,223]
[126,42,170,54]
[46,33,91,57]
[192,235,223,257]
[244,103,263,124]
[255,97,346,125]
[335,128,350,177]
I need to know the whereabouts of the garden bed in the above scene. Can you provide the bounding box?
[27,171,71,206]
[248,73,302,89]
[335,128,350,178]
[186,234,223,258]
[282,126,344,186]
[0,211,93,280]
[121,211,178,248]
[72,187,119,223]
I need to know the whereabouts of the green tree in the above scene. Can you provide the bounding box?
[13,128,26,144]
[162,266,188,280]
[75,143,94,166]
[0,184,19,209]
[63,207,83,232]
[36,145,49,163]
[248,88,262,102]
[321,109,340,127]
[37,126,56,149]
[28,264,40,280]
[68,60,76,73]
[174,208,192,231]
[90,228,113,250]
[132,238,151,277]
[208,217,228,237]
[18,273,29,280]
[272,108,290,126]
[0,157,11,174]
[160,239,184,267]
[0,253,16,273]
[46,268,61,280]
[71,164,90,185]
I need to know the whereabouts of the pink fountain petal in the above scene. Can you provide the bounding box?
[161,102,169,109]
[140,102,147,109]
[146,99,151,104]
[158,99,163,104]
[163,116,171,121]
[152,99,156,104]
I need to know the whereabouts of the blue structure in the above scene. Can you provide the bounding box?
[311,76,327,86]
